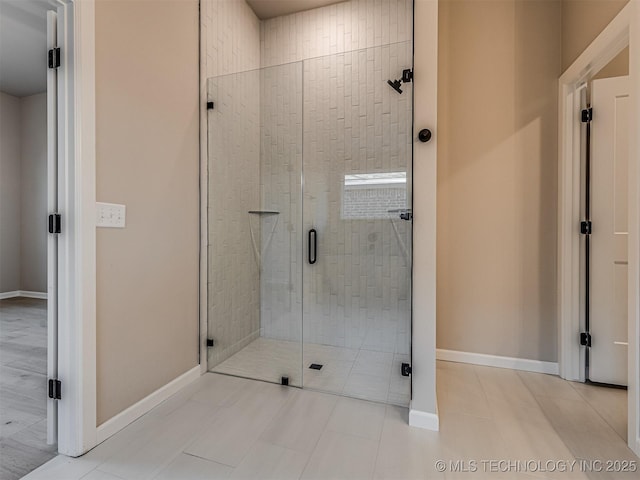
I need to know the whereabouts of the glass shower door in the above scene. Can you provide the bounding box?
[206,63,304,387]
[301,43,414,406]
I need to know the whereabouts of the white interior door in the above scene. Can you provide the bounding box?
[46,9,59,445]
[590,76,629,386]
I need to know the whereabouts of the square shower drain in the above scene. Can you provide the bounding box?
[309,363,323,370]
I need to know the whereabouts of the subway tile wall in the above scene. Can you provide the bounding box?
[260,0,413,68]
[300,42,413,353]
[201,0,260,79]
[259,0,413,354]
[259,63,304,344]
[203,0,262,368]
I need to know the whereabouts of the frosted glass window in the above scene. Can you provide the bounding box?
[342,172,407,219]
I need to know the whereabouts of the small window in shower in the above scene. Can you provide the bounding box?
[341,171,407,220]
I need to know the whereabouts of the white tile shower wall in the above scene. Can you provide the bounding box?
[203,0,262,368]
[260,0,413,68]
[201,0,260,78]
[301,42,413,354]
[207,71,262,367]
[259,0,413,354]
[259,63,304,344]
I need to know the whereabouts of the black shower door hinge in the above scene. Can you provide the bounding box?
[581,108,593,123]
[580,220,592,235]
[48,48,61,69]
[402,68,413,83]
[48,379,61,400]
[49,213,61,234]
[580,332,592,347]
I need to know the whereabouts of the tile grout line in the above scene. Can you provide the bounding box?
[297,391,340,479]
[371,405,390,479]
[566,380,628,443]
[181,450,236,469]
[515,370,587,465]
[226,385,297,471]
[469,364,498,423]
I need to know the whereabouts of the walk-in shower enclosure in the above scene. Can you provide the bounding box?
[204,0,413,406]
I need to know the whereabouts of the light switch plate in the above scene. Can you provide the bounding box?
[96,202,126,228]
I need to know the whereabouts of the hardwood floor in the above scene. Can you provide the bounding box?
[0,298,56,480]
[23,361,636,480]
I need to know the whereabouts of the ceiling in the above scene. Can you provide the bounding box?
[246,0,345,20]
[0,1,51,97]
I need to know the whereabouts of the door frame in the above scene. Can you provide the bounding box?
[47,0,98,457]
[557,0,640,456]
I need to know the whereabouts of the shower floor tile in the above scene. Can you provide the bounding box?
[210,337,410,406]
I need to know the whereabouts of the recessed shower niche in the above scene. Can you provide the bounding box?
[205,0,414,406]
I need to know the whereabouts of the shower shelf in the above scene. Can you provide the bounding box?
[248,210,280,215]
[248,210,280,267]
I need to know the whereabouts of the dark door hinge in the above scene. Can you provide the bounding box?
[580,332,592,347]
[402,68,413,83]
[206,101,214,110]
[581,108,593,123]
[580,220,592,235]
[48,379,61,400]
[48,214,61,234]
[401,363,412,376]
[48,48,61,69]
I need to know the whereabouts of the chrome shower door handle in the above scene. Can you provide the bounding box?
[308,228,317,265]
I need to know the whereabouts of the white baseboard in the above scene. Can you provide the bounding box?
[409,408,439,431]
[96,365,200,444]
[0,290,48,300]
[437,349,559,375]
[20,291,48,299]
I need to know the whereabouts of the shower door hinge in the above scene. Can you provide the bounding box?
[401,363,412,376]
[206,101,214,110]
[206,338,214,347]
[48,379,61,400]
[48,213,61,234]
[581,107,593,123]
[580,220,592,235]
[402,68,413,83]
[48,48,61,69]
[580,332,592,347]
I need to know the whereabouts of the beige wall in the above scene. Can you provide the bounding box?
[95,0,200,425]
[437,0,561,362]
[20,93,47,293]
[562,0,629,77]
[0,91,21,293]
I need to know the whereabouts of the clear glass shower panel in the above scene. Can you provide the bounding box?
[301,42,414,406]
[206,63,304,387]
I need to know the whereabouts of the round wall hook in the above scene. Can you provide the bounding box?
[418,129,432,143]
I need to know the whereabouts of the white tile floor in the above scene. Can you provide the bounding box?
[24,361,637,480]
[211,337,410,406]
